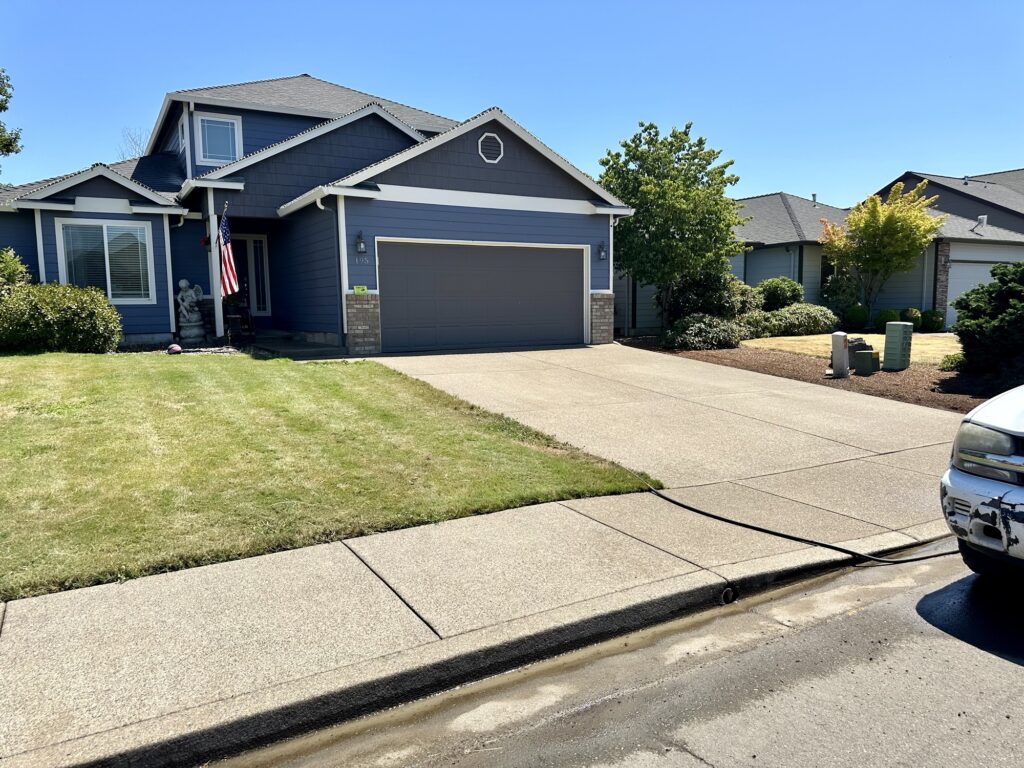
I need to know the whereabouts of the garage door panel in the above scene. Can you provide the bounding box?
[947,263,998,327]
[378,242,585,353]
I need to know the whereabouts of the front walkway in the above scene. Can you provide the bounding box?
[0,345,961,766]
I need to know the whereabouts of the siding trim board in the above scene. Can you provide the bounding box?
[34,209,46,282]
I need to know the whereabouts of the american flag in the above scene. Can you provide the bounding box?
[218,213,239,297]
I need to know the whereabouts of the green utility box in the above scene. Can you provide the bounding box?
[853,349,875,376]
[882,322,913,371]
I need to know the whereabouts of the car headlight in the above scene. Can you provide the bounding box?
[953,422,1020,483]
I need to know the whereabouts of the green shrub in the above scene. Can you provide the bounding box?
[658,259,738,324]
[661,313,743,350]
[0,284,122,353]
[873,308,901,328]
[920,309,945,333]
[822,269,861,317]
[0,247,30,296]
[939,352,966,372]
[737,309,778,339]
[900,307,923,330]
[769,303,838,336]
[843,303,869,329]
[951,262,1024,373]
[730,277,764,315]
[758,276,804,311]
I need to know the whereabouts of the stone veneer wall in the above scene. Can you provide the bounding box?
[345,293,381,355]
[590,293,614,344]
[934,241,951,325]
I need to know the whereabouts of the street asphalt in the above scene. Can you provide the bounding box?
[223,541,1023,768]
[0,345,964,766]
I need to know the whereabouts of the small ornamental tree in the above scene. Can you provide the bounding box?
[599,122,746,325]
[820,181,945,316]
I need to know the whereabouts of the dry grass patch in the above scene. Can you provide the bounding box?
[741,333,961,366]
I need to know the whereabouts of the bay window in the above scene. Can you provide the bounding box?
[57,219,156,304]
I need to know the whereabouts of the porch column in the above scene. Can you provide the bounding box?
[207,189,224,337]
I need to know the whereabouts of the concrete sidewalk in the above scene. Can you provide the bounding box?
[0,345,961,766]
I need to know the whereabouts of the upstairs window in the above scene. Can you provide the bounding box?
[194,112,242,166]
[57,219,156,304]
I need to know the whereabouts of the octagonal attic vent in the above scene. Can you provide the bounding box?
[478,132,503,164]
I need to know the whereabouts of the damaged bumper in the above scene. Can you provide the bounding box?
[942,467,1024,560]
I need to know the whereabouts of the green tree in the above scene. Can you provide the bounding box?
[0,68,23,177]
[599,122,746,324]
[820,181,945,315]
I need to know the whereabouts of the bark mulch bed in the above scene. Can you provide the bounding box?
[621,338,1019,415]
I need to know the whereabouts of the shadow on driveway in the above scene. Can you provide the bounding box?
[917,575,1024,665]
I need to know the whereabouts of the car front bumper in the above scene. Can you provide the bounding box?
[942,466,1024,560]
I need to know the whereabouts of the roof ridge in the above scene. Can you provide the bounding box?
[735,191,786,201]
[301,75,456,126]
[777,192,805,241]
[172,73,310,95]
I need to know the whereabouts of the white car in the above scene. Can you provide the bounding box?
[942,384,1024,575]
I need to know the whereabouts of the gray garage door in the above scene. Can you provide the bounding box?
[378,241,585,353]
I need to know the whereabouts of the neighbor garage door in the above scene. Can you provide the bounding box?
[377,241,585,353]
[946,262,996,327]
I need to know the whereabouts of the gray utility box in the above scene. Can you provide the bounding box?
[882,322,913,371]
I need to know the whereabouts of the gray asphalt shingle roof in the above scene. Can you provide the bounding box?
[907,171,1024,215]
[0,157,180,207]
[734,192,847,245]
[172,74,458,134]
[933,209,1024,243]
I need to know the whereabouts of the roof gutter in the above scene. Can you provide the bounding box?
[178,178,245,200]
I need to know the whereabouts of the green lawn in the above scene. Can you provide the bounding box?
[741,332,961,366]
[0,354,650,601]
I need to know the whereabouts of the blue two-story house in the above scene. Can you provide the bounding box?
[0,75,631,354]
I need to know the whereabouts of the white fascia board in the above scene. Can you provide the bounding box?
[132,205,188,215]
[201,104,423,181]
[335,109,628,208]
[20,165,172,207]
[370,185,623,215]
[276,185,331,217]
[179,178,245,198]
[144,95,174,155]
[13,199,186,215]
[13,200,75,211]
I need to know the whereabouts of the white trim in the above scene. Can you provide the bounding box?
[590,289,614,294]
[478,132,503,164]
[178,178,245,199]
[237,234,272,316]
[278,183,634,218]
[33,208,46,282]
[608,213,614,291]
[163,214,175,332]
[12,199,186,215]
[21,165,174,207]
[193,112,244,168]
[54,217,158,305]
[374,237,591,345]
[333,109,628,208]
[337,196,349,333]
[181,108,193,179]
[208,189,224,337]
[200,104,424,181]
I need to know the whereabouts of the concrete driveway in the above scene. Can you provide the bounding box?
[379,343,962,540]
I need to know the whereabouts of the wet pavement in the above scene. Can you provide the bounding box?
[222,539,1024,768]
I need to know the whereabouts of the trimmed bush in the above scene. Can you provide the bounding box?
[0,284,122,353]
[659,260,738,324]
[939,352,966,372]
[873,308,901,328]
[843,303,869,329]
[730,277,764,315]
[822,270,860,317]
[737,309,778,339]
[661,314,743,351]
[900,307,923,330]
[920,309,945,333]
[758,276,804,311]
[0,247,30,296]
[951,262,1024,373]
[769,303,838,336]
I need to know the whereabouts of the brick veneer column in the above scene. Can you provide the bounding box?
[345,294,381,355]
[590,293,614,344]
[934,241,951,323]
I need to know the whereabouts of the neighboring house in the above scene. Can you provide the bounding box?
[615,192,845,336]
[0,74,631,353]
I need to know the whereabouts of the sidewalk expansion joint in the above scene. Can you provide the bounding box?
[341,541,443,640]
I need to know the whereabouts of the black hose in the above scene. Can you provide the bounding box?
[632,479,959,565]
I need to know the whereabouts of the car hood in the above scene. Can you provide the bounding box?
[966,384,1024,438]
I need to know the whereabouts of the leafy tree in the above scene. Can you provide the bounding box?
[820,181,944,315]
[0,69,23,176]
[599,122,746,324]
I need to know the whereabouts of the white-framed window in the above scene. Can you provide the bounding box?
[177,114,186,152]
[193,112,243,166]
[55,218,157,305]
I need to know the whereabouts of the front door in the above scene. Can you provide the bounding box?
[231,235,272,318]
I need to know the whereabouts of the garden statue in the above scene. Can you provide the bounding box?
[176,279,206,342]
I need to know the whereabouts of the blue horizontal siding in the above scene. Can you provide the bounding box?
[344,199,611,291]
[191,104,322,176]
[169,219,210,292]
[39,210,172,335]
[0,210,40,281]
[272,204,339,334]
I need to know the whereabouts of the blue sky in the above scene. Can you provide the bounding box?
[3,0,1022,206]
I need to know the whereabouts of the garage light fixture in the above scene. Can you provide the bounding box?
[355,232,367,254]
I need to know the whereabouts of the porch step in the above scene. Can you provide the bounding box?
[249,340,349,361]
